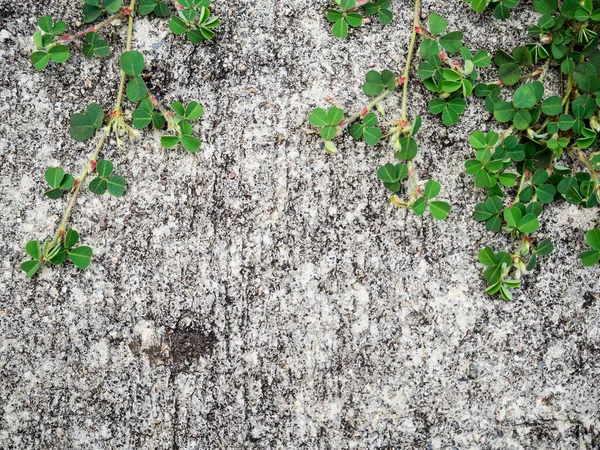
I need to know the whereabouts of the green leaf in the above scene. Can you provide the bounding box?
[31,51,49,71]
[396,137,418,160]
[70,113,95,141]
[64,229,79,249]
[493,102,515,123]
[69,246,93,269]
[25,240,41,260]
[171,101,185,116]
[326,9,344,22]
[48,45,69,63]
[517,214,540,234]
[107,176,127,197]
[89,178,107,195]
[309,108,328,127]
[96,160,114,177]
[541,96,562,116]
[38,15,53,33]
[83,4,103,23]
[429,201,451,220]
[483,265,503,285]
[363,127,382,146]
[119,50,145,76]
[498,63,522,86]
[86,103,104,129]
[504,207,522,228]
[45,167,65,189]
[21,260,41,279]
[428,12,447,36]
[326,107,344,126]
[185,101,204,120]
[377,163,397,183]
[169,16,188,34]
[534,0,558,14]
[138,0,157,14]
[512,109,532,130]
[536,238,554,256]
[126,76,147,103]
[132,108,152,129]
[472,50,491,68]
[439,31,463,54]
[45,188,63,199]
[103,0,122,14]
[513,82,544,109]
[363,70,396,97]
[161,135,180,148]
[586,228,600,251]
[345,12,362,27]
[411,197,427,215]
[478,247,496,267]
[424,180,441,199]
[579,249,600,266]
[181,135,202,153]
[59,174,75,190]
[332,19,349,38]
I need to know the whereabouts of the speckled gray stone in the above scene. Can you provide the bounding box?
[1,0,599,448]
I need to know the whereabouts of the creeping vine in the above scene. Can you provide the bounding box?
[22,0,219,278]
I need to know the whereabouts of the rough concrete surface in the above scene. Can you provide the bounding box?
[1,0,599,448]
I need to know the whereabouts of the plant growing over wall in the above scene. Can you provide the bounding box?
[21,0,219,278]
[428,0,600,299]
[308,0,453,221]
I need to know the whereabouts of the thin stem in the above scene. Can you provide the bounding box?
[115,1,137,112]
[401,0,420,121]
[58,12,125,43]
[49,128,110,248]
[342,90,394,127]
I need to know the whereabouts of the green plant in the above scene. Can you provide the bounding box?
[463,0,519,19]
[428,1,600,299]
[326,0,393,38]
[21,0,218,278]
[308,0,451,220]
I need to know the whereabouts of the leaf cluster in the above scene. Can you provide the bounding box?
[31,16,69,70]
[89,160,127,196]
[168,0,220,43]
[463,0,519,20]
[21,230,93,278]
[44,167,75,199]
[327,0,392,38]
[419,14,491,125]
[160,101,204,152]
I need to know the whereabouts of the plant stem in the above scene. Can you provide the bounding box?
[49,128,110,248]
[59,12,125,43]
[341,90,394,129]
[115,0,137,112]
[401,0,420,121]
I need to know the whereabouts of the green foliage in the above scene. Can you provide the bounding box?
[169,0,220,43]
[580,228,600,266]
[70,103,104,141]
[89,159,127,197]
[327,0,393,38]
[24,1,217,278]
[418,18,491,126]
[457,0,600,299]
[44,167,76,199]
[463,0,519,19]
[160,101,205,153]
[20,228,93,278]
[31,16,69,70]
[32,2,220,72]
